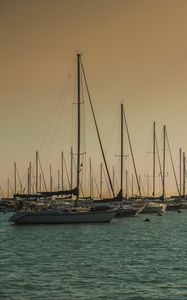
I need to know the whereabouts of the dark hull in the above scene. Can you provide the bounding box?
[115,208,139,217]
[9,209,117,225]
[166,203,182,211]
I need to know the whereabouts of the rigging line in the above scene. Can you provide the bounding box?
[106,107,120,156]
[91,164,100,197]
[102,166,112,198]
[165,130,180,195]
[81,61,114,197]
[0,185,4,198]
[140,176,145,196]
[38,156,47,192]
[16,166,23,193]
[8,181,14,196]
[71,61,78,149]
[122,106,141,196]
[42,103,64,170]
[42,71,76,170]
[127,173,134,196]
[72,155,84,198]
[39,58,76,153]
[18,167,28,193]
[114,170,119,193]
[141,127,152,178]
[155,133,163,186]
[81,72,86,158]
[31,165,36,193]
[63,154,71,189]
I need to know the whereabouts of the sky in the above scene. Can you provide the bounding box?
[1,0,187,197]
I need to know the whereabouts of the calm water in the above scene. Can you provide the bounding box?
[0,210,187,300]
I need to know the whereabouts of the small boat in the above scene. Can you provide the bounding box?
[141,201,167,214]
[166,202,182,211]
[115,205,141,217]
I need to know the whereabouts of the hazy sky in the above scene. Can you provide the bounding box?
[1,0,187,196]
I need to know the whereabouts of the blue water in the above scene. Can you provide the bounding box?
[0,211,187,300]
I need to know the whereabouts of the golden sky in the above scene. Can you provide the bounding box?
[1,0,187,196]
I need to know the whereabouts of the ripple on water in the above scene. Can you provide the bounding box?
[0,211,187,299]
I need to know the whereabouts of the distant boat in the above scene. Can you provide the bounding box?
[9,54,117,225]
[165,199,182,211]
[141,201,167,214]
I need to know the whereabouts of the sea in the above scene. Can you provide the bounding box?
[0,210,187,300]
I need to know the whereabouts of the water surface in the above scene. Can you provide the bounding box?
[0,211,187,299]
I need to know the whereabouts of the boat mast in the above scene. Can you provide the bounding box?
[36,151,39,193]
[39,173,41,192]
[89,157,92,198]
[131,174,134,197]
[162,125,166,199]
[70,147,73,190]
[123,106,141,196]
[100,162,103,198]
[7,178,10,198]
[126,170,128,198]
[179,148,182,196]
[76,53,81,201]
[14,161,17,195]
[112,166,115,194]
[153,121,156,197]
[50,164,52,191]
[165,128,180,196]
[120,103,124,198]
[28,162,31,196]
[61,151,64,191]
[183,152,186,197]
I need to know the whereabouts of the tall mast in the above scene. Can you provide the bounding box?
[147,174,149,196]
[39,173,41,192]
[70,147,73,190]
[120,103,124,197]
[179,148,182,196]
[76,53,81,200]
[165,128,180,196]
[112,166,115,193]
[153,121,156,197]
[7,179,10,198]
[28,162,31,195]
[100,162,103,198]
[125,170,128,198]
[50,164,52,191]
[183,152,186,197]
[89,157,92,198]
[123,107,141,196]
[162,125,166,199]
[36,151,38,193]
[131,174,134,197]
[14,161,17,195]
[61,151,64,191]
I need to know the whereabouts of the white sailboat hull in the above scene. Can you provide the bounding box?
[9,209,117,224]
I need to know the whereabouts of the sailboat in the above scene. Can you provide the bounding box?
[9,54,117,224]
[115,102,143,217]
[141,123,167,214]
